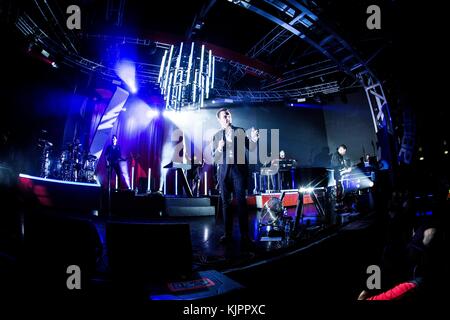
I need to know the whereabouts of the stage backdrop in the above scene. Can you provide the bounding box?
[322,91,378,164]
[87,87,376,192]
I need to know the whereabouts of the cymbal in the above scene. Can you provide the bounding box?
[38,139,53,147]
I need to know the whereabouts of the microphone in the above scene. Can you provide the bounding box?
[222,129,226,164]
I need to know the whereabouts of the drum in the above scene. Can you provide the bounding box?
[57,150,72,180]
[40,151,52,178]
[82,155,97,183]
[60,150,70,164]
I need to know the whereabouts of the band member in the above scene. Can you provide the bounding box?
[105,135,127,189]
[72,138,83,181]
[271,150,296,190]
[331,144,351,209]
[213,108,259,246]
[187,155,204,197]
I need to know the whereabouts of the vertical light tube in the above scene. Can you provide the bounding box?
[147,168,151,192]
[177,83,182,110]
[175,170,178,196]
[206,49,212,98]
[186,42,194,85]
[163,45,174,94]
[193,69,198,103]
[131,166,135,190]
[158,50,167,84]
[211,56,215,89]
[199,45,205,80]
[166,72,174,109]
[175,42,183,84]
[179,69,184,108]
[199,45,205,108]
[163,170,167,194]
[204,171,207,195]
[115,174,118,190]
[200,74,204,108]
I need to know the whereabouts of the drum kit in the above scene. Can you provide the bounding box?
[38,139,98,183]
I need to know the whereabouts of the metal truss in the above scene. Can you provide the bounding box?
[231,0,372,79]
[105,0,127,27]
[229,1,397,168]
[84,34,172,51]
[185,0,217,39]
[212,81,339,102]
[30,0,79,54]
[227,0,318,84]
[214,55,274,89]
[16,14,343,104]
[83,35,276,88]
[262,59,338,90]
[247,25,294,59]
[359,71,393,135]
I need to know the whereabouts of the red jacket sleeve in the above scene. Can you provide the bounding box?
[367,282,417,300]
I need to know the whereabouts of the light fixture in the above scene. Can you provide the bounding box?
[41,49,50,58]
[115,60,138,94]
[157,42,215,111]
[299,186,314,193]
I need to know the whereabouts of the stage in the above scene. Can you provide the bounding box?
[10,172,377,301]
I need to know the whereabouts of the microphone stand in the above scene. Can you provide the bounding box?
[106,161,112,217]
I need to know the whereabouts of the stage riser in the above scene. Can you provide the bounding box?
[18,174,101,214]
[164,197,211,207]
[166,206,215,217]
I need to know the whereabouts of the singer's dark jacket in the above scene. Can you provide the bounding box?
[212,125,257,184]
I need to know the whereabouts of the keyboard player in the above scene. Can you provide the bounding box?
[271,150,297,190]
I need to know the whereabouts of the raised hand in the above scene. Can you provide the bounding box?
[250,127,259,142]
[218,139,225,152]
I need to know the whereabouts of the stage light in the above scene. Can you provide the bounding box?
[51,61,58,68]
[419,157,424,161]
[146,109,159,119]
[299,187,314,193]
[129,84,137,94]
[445,150,448,155]
[158,42,214,111]
[297,98,306,102]
[203,227,209,242]
[163,110,188,127]
[115,59,138,94]
[369,181,374,187]
[41,49,50,58]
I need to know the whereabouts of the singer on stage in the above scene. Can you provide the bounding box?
[213,108,259,247]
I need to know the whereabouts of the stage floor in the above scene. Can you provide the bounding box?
[91,204,345,274]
